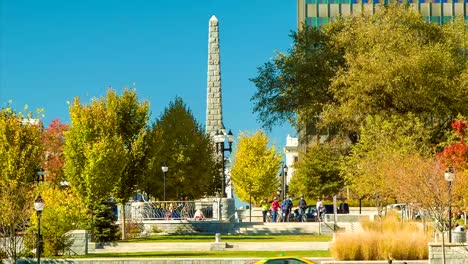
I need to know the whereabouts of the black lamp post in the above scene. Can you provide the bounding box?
[444,167,455,243]
[214,129,234,197]
[281,164,288,201]
[161,162,168,201]
[34,195,45,264]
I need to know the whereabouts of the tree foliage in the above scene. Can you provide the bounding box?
[142,97,218,200]
[41,119,68,186]
[230,131,282,204]
[26,185,88,256]
[324,5,467,134]
[0,106,43,262]
[250,25,342,137]
[91,201,119,243]
[342,114,432,210]
[388,154,451,234]
[251,4,468,143]
[438,117,468,205]
[289,141,346,199]
[64,88,150,210]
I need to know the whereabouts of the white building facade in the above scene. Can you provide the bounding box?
[284,134,299,185]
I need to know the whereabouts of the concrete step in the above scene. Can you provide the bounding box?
[90,241,332,253]
[235,221,343,235]
[236,224,320,235]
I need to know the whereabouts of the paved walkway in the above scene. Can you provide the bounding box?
[91,241,331,253]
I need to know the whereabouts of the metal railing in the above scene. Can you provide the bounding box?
[119,201,216,221]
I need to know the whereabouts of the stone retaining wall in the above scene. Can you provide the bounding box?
[428,243,468,264]
[14,258,265,264]
[322,261,427,264]
[141,220,236,235]
[67,230,88,255]
[13,258,428,264]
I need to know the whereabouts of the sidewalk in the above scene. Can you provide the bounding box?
[91,241,331,253]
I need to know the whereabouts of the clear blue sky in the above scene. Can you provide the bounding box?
[0,0,297,149]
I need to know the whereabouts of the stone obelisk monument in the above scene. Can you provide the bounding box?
[206,15,224,137]
[205,15,235,222]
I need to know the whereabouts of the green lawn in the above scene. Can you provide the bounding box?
[77,250,331,258]
[123,234,332,243]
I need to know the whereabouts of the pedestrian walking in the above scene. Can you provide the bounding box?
[316,198,325,221]
[281,195,293,222]
[271,197,280,222]
[260,197,270,222]
[298,196,307,222]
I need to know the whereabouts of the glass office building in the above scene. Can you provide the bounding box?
[297,0,468,27]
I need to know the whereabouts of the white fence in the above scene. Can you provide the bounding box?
[118,201,216,221]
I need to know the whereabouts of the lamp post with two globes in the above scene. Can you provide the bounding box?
[34,195,45,264]
[444,167,455,243]
[214,129,234,197]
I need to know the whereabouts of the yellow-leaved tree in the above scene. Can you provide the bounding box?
[26,185,88,257]
[230,131,281,205]
[0,106,43,262]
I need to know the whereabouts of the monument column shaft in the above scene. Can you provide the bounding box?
[206,15,223,137]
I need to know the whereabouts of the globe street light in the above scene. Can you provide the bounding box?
[214,129,234,197]
[161,162,168,201]
[34,195,45,264]
[36,169,45,183]
[444,167,455,243]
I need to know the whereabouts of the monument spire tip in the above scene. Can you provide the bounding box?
[210,15,218,21]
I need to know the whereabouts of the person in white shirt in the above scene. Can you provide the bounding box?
[316,198,325,221]
[194,208,205,220]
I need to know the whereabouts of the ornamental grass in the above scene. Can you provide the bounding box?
[331,213,429,261]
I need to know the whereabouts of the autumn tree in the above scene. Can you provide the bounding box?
[142,97,217,199]
[41,119,68,186]
[289,140,346,199]
[64,88,149,240]
[438,117,468,208]
[0,106,43,262]
[386,153,454,254]
[25,185,88,256]
[342,114,432,213]
[230,131,282,204]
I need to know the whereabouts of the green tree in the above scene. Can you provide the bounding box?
[92,201,119,243]
[289,140,346,199]
[64,88,149,240]
[0,106,43,262]
[250,25,342,142]
[324,4,467,135]
[251,4,468,144]
[230,131,282,204]
[143,97,217,199]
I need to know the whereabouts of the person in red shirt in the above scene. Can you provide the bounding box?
[271,197,280,222]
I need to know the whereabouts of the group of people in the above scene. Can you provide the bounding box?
[260,195,327,223]
[260,196,281,222]
[260,195,310,222]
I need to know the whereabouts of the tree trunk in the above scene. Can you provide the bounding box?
[441,230,446,264]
